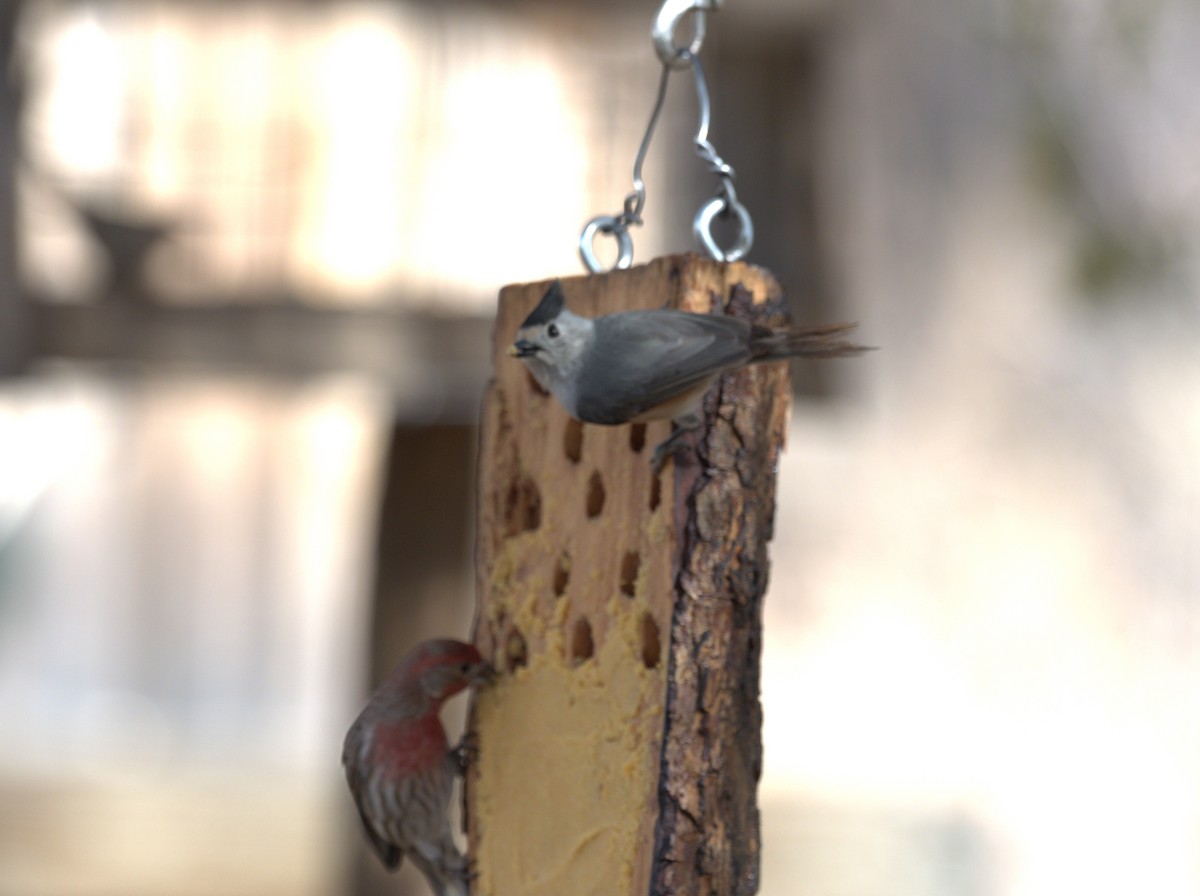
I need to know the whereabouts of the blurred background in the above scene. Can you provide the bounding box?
[1,0,1198,894]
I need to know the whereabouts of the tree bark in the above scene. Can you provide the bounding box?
[467,253,792,896]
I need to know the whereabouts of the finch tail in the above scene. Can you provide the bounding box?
[751,321,873,360]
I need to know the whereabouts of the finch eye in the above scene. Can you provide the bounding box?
[547,323,560,338]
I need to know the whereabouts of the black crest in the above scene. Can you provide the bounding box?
[520,281,565,328]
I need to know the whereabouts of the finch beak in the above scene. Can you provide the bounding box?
[509,339,538,358]
[471,662,497,685]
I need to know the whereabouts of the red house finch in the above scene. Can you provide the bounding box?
[343,639,493,896]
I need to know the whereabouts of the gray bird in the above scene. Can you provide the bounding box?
[509,281,868,468]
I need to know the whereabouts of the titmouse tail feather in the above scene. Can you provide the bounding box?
[753,322,872,360]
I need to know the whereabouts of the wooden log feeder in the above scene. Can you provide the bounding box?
[466,253,799,896]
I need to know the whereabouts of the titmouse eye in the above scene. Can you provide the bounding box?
[547,323,560,338]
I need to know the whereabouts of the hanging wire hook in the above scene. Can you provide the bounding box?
[687,52,753,262]
[625,64,671,228]
[579,0,751,271]
[688,49,730,179]
[579,60,672,273]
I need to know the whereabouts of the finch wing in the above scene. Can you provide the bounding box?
[574,311,753,424]
[343,724,404,870]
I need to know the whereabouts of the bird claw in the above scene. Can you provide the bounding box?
[650,438,679,474]
[443,856,477,896]
[449,732,480,775]
[455,862,477,896]
[650,418,701,474]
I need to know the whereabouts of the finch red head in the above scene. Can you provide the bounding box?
[343,638,493,896]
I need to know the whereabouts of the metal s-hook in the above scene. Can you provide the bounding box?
[652,0,723,69]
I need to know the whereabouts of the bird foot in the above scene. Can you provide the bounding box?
[650,415,702,474]
[449,732,480,776]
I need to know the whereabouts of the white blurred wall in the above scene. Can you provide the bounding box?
[760,1,1200,894]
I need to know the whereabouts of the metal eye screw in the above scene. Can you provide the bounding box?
[694,193,754,263]
[580,215,635,272]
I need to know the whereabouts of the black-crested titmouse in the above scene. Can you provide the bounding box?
[508,281,867,467]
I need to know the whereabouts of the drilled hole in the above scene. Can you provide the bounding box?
[629,423,647,453]
[619,551,640,597]
[649,474,661,512]
[525,370,549,396]
[506,628,528,671]
[570,617,594,665]
[585,470,605,518]
[552,554,570,596]
[563,418,583,464]
[640,613,661,669]
[504,476,541,536]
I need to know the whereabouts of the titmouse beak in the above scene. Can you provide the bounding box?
[509,339,539,358]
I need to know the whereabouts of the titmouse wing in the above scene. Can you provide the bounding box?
[573,310,754,424]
